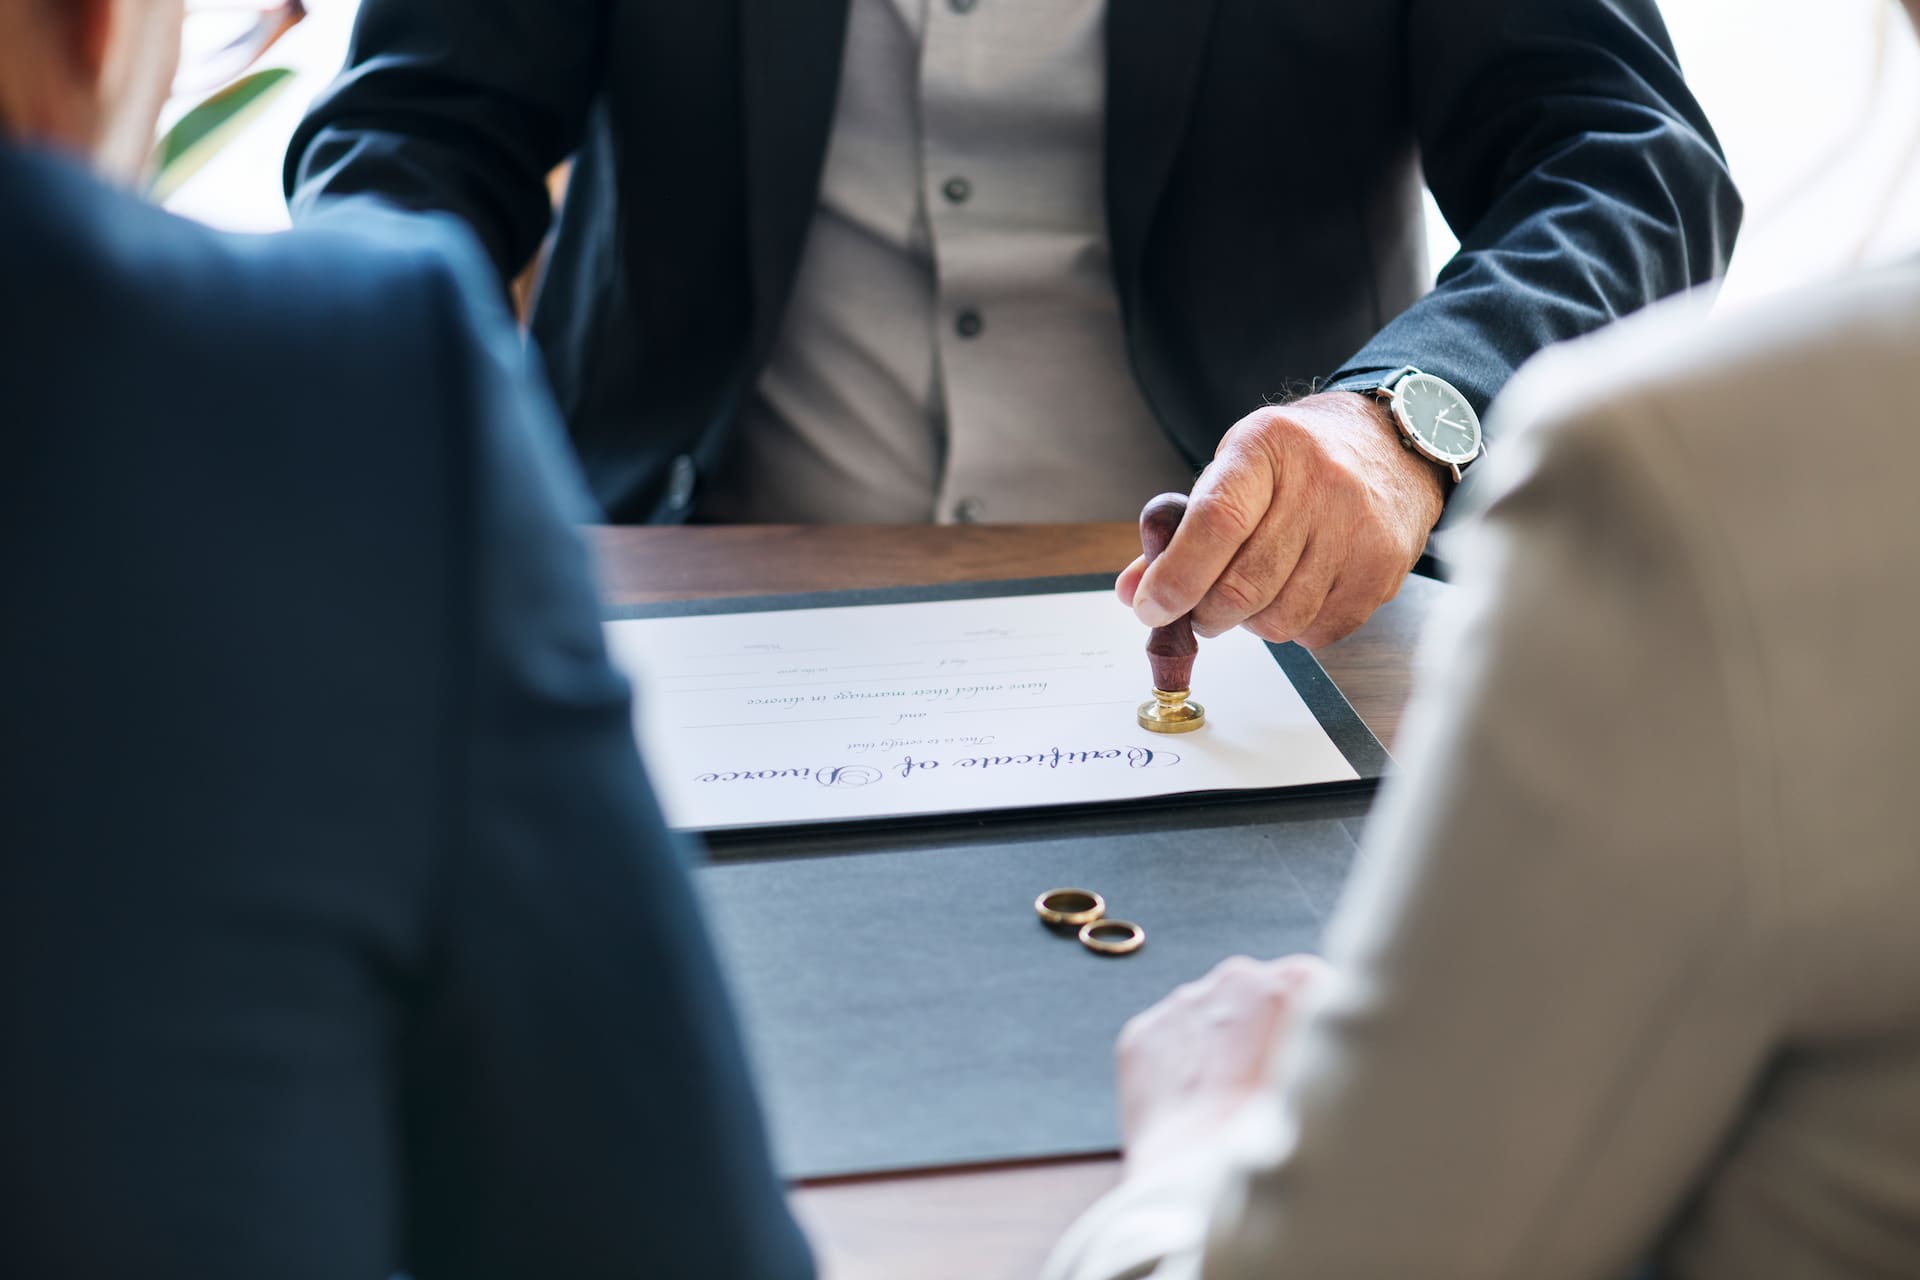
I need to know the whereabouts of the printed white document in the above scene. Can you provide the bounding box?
[604,589,1358,831]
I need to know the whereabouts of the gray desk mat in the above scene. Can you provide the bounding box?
[696,794,1370,1180]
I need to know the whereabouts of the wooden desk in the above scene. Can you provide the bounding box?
[589,523,1445,1280]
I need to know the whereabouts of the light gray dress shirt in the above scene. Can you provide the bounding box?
[699,0,1197,525]
[1041,263,1920,1279]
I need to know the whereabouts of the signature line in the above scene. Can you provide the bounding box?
[674,666,1083,693]
[940,701,1118,716]
[680,715,884,730]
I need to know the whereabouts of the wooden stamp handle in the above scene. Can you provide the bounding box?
[1138,493,1198,693]
[1139,492,1186,565]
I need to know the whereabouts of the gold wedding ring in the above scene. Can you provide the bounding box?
[1035,888,1107,928]
[1079,919,1146,956]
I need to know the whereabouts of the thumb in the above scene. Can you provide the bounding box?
[1115,555,1148,607]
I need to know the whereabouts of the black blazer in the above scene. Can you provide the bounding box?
[0,142,811,1280]
[288,0,1739,524]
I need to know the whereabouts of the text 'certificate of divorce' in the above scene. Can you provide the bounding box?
[603,590,1358,832]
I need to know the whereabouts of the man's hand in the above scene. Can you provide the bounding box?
[1117,954,1330,1174]
[1116,393,1445,649]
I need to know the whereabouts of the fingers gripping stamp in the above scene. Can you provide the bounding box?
[1136,492,1206,734]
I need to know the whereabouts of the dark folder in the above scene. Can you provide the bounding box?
[607,575,1387,1179]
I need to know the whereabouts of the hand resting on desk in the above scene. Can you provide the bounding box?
[1116,954,1330,1176]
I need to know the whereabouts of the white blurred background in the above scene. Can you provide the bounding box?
[1427,0,1920,308]
[170,0,1920,309]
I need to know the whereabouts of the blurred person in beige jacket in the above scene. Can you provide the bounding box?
[1042,8,1920,1277]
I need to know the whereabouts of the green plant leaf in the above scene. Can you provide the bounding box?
[148,67,296,204]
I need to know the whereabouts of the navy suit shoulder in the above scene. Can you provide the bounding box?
[3,141,506,556]
[0,145,811,1280]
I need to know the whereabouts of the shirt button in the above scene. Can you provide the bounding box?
[942,176,972,204]
[954,309,984,339]
[666,454,697,512]
[948,0,977,12]
[953,498,985,523]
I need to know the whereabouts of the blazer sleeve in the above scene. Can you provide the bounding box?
[283,0,608,283]
[397,231,814,1280]
[1042,352,1783,1280]
[1327,0,1740,492]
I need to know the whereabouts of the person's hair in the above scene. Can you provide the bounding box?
[0,1,46,127]
[0,0,78,137]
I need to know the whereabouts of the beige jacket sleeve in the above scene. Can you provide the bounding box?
[1043,359,1787,1280]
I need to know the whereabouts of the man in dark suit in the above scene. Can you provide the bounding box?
[287,0,1739,649]
[0,2,812,1276]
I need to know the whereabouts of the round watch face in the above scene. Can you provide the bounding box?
[1395,373,1482,465]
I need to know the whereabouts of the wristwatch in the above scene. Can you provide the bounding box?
[1360,366,1484,483]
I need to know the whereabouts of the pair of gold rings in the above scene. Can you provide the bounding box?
[1034,888,1146,956]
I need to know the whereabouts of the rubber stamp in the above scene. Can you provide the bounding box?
[1136,492,1206,734]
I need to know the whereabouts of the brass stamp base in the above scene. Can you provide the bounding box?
[1137,688,1206,734]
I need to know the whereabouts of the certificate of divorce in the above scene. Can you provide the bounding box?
[603,589,1359,832]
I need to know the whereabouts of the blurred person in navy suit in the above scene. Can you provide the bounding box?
[0,2,812,1277]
